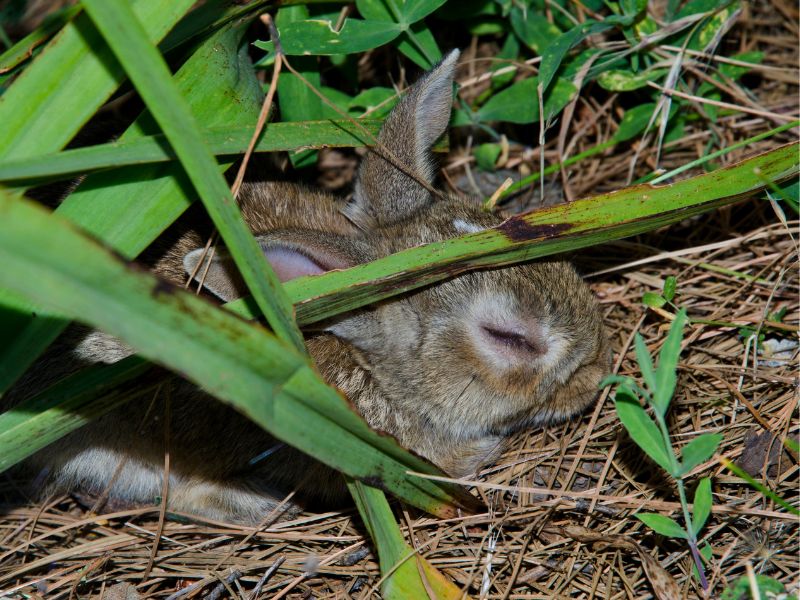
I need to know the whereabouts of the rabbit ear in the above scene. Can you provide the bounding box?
[183,232,368,302]
[346,50,460,228]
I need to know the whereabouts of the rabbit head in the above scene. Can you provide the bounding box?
[182,50,609,477]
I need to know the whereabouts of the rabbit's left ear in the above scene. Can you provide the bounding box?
[183,232,371,302]
[346,50,459,228]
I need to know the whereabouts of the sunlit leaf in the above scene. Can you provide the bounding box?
[473,76,576,124]
[598,68,668,91]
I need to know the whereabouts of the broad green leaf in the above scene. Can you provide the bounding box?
[616,392,675,475]
[356,0,447,26]
[721,575,786,600]
[633,333,656,394]
[636,513,688,538]
[597,68,668,91]
[690,1,740,51]
[473,76,576,124]
[0,22,262,393]
[0,120,396,185]
[676,0,733,18]
[259,18,401,55]
[692,477,713,534]
[538,17,632,93]
[0,189,473,518]
[349,480,462,599]
[509,6,560,54]
[680,433,723,474]
[356,0,394,20]
[663,276,677,301]
[275,6,327,169]
[355,0,442,67]
[642,291,667,308]
[490,34,520,90]
[620,0,648,17]
[402,0,449,25]
[82,0,305,352]
[718,50,763,80]
[613,103,657,142]
[0,0,195,159]
[474,143,501,171]
[349,88,398,117]
[395,21,442,68]
[652,308,688,417]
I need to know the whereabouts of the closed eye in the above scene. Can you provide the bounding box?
[481,325,545,356]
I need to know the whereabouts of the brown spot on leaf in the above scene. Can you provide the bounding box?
[497,218,572,242]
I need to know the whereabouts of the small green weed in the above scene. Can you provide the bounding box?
[602,308,722,591]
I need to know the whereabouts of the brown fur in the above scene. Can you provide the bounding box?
[6,51,609,522]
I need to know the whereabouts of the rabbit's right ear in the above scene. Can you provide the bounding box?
[345,50,460,228]
[183,232,371,303]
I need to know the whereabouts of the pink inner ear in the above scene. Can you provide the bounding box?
[264,247,327,282]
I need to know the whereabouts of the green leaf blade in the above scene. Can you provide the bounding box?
[0,189,471,518]
[0,0,195,159]
[680,433,723,474]
[653,308,688,417]
[0,21,263,393]
[615,392,676,475]
[636,513,689,539]
[633,333,656,394]
[81,0,306,353]
[692,477,713,534]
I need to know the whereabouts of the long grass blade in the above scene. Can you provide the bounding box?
[349,480,464,599]
[0,120,388,185]
[0,357,152,471]
[0,23,262,393]
[221,142,799,325]
[0,0,195,159]
[81,0,305,353]
[0,189,474,517]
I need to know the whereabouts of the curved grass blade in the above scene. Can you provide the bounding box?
[221,143,799,325]
[0,0,195,159]
[0,120,389,185]
[81,0,304,353]
[0,5,81,75]
[720,457,799,516]
[0,356,152,471]
[0,190,475,518]
[349,480,464,599]
[0,23,262,393]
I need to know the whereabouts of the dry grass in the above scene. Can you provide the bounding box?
[1,0,798,597]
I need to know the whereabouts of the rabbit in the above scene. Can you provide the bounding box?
[5,50,609,523]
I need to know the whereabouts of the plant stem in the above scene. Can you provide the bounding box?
[677,478,708,590]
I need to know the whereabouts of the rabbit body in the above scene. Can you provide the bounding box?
[6,51,609,522]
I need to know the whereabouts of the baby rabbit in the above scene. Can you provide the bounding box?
[7,50,609,523]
